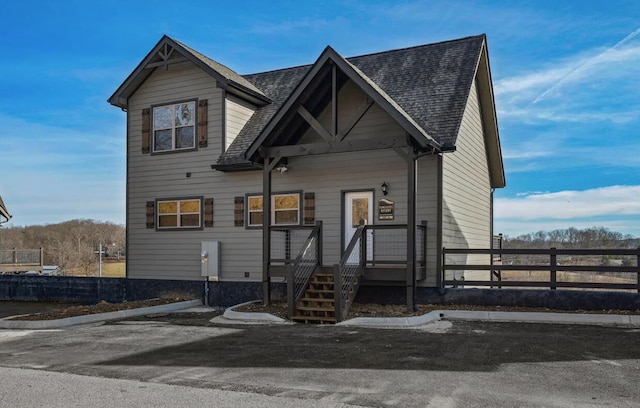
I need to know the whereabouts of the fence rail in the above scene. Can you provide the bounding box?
[443,247,640,292]
[0,248,44,273]
[270,224,317,264]
[362,222,427,266]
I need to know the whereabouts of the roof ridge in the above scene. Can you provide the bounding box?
[167,36,268,99]
[242,34,485,77]
[345,34,485,60]
[243,62,313,77]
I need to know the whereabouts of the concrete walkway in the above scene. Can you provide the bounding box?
[221,300,640,327]
[1,299,639,329]
[0,300,203,329]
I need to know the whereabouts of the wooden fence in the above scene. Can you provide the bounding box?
[442,247,640,292]
[0,248,44,274]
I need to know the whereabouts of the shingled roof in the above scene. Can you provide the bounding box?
[216,34,487,168]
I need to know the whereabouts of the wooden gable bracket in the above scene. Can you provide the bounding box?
[295,62,349,144]
[297,106,333,142]
[297,83,374,144]
[261,135,406,159]
[145,43,189,70]
[338,97,374,141]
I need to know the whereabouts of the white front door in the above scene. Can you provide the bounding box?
[344,191,374,262]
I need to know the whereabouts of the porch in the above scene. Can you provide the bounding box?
[268,222,427,282]
[266,221,428,322]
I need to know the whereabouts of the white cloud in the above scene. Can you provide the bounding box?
[495,185,640,220]
[495,28,640,124]
[533,27,640,103]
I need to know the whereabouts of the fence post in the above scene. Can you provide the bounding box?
[286,264,295,320]
[360,227,366,267]
[636,247,640,294]
[550,247,557,290]
[441,247,446,288]
[421,220,427,277]
[333,264,343,322]
[39,247,44,268]
[13,247,17,265]
[316,221,323,265]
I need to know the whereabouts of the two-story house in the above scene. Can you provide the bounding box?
[109,34,505,320]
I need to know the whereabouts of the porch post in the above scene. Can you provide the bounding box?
[406,152,417,311]
[262,159,272,306]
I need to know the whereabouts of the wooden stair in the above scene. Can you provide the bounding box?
[291,269,361,324]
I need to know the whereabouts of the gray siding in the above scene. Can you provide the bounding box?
[441,78,492,281]
[225,95,256,150]
[127,66,441,284]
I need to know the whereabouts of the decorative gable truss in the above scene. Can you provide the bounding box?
[245,47,443,165]
[108,35,271,110]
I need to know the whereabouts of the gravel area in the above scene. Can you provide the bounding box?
[8,297,195,321]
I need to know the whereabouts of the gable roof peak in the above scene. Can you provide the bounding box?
[108,35,271,109]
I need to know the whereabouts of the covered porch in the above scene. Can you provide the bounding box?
[243,47,443,320]
[269,221,429,322]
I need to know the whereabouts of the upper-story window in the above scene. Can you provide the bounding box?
[153,101,196,152]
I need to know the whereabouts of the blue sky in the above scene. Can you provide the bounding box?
[1,1,639,237]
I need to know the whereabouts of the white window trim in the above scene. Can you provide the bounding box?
[157,198,202,229]
[152,101,197,153]
[247,193,301,227]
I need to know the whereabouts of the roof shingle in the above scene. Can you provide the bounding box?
[215,35,485,166]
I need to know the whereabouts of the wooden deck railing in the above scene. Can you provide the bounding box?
[286,221,323,318]
[443,247,640,292]
[0,248,44,274]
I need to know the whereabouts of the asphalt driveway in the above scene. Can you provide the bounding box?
[0,311,639,407]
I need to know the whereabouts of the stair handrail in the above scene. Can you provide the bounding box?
[333,224,365,322]
[286,221,322,318]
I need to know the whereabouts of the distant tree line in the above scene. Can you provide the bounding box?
[501,227,639,269]
[503,227,639,249]
[0,219,125,275]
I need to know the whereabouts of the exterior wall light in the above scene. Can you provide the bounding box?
[381,181,388,196]
[275,158,288,174]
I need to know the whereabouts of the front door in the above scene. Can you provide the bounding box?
[344,191,374,262]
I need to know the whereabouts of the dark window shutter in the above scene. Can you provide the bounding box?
[304,192,315,225]
[234,197,244,226]
[198,99,208,148]
[146,201,155,228]
[142,108,151,154]
[204,198,214,227]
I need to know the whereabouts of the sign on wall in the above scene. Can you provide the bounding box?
[378,198,395,221]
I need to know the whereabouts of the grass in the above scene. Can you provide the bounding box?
[66,261,126,278]
[500,270,636,284]
[101,261,126,277]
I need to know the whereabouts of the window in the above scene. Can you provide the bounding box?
[153,101,196,152]
[247,193,300,227]
[157,198,201,229]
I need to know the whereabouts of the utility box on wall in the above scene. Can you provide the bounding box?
[201,241,220,280]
